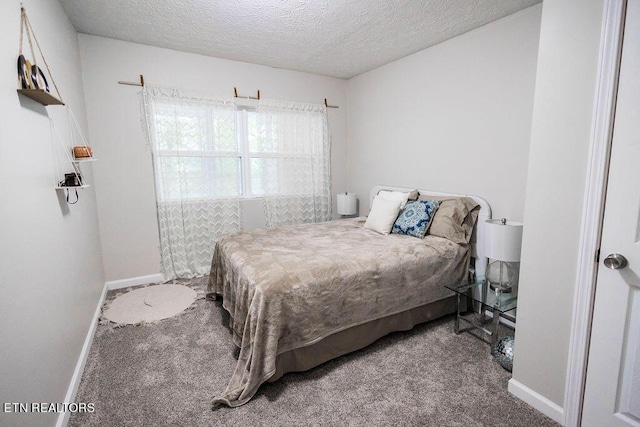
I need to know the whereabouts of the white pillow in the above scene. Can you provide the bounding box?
[377,190,411,209]
[364,196,402,235]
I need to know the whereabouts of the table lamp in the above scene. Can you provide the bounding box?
[484,218,523,293]
[337,192,357,217]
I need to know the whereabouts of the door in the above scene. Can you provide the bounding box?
[581,2,640,425]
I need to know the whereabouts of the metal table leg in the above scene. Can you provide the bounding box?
[481,281,488,323]
[454,292,461,334]
[491,307,501,345]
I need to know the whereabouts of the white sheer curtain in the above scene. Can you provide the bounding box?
[255,99,332,227]
[140,88,331,279]
[141,85,242,280]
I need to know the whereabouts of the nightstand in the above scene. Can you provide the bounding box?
[445,281,517,344]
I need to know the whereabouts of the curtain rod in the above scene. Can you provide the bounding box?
[118,74,144,87]
[233,88,339,108]
[234,87,260,100]
[324,98,339,109]
[116,77,338,108]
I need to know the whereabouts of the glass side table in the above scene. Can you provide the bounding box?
[445,281,517,344]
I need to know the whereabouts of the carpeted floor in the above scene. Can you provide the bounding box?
[69,277,559,427]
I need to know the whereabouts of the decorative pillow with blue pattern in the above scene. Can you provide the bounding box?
[392,200,440,238]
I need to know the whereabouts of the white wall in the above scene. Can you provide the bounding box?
[0,1,105,426]
[346,5,542,221]
[78,35,348,283]
[512,0,606,414]
[0,2,597,423]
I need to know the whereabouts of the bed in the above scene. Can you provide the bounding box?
[207,185,491,408]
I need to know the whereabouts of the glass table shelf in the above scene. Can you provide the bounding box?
[445,280,517,344]
[445,281,518,313]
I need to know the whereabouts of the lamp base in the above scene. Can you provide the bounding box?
[489,282,513,293]
[486,260,515,294]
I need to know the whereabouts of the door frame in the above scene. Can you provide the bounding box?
[564,0,626,425]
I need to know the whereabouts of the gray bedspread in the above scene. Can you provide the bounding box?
[208,217,469,407]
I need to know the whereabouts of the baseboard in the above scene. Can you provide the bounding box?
[508,378,564,424]
[106,273,164,290]
[55,281,109,427]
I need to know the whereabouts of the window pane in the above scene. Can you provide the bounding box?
[153,104,238,153]
[211,109,238,152]
[157,156,242,200]
[248,111,278,153]
[250,157,312,196]
[154,105,206,151]
[250,157,276,195]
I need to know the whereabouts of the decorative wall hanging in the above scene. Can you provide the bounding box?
[16,6,64,105]
[14,6,97,204]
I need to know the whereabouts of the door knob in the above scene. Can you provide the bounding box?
[603,253,628,270]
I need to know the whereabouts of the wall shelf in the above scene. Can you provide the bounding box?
[55,184,91,190]
[17,89,64,106]
[49,107,96,196]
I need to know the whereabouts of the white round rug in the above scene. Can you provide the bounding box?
[103,285,197,324]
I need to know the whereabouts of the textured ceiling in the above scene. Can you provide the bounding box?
[59,0,541,79]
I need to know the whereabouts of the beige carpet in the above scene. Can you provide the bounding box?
[70,277,559,426]
[102,284,197,325]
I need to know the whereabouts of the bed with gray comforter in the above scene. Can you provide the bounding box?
[207,213,474,408]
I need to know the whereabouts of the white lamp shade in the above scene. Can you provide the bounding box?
[337,193,357,215]
[484,219,523,262]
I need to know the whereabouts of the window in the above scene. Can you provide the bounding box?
[152,103,324,201]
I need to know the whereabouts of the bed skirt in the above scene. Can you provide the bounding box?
[268,295,457,382]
